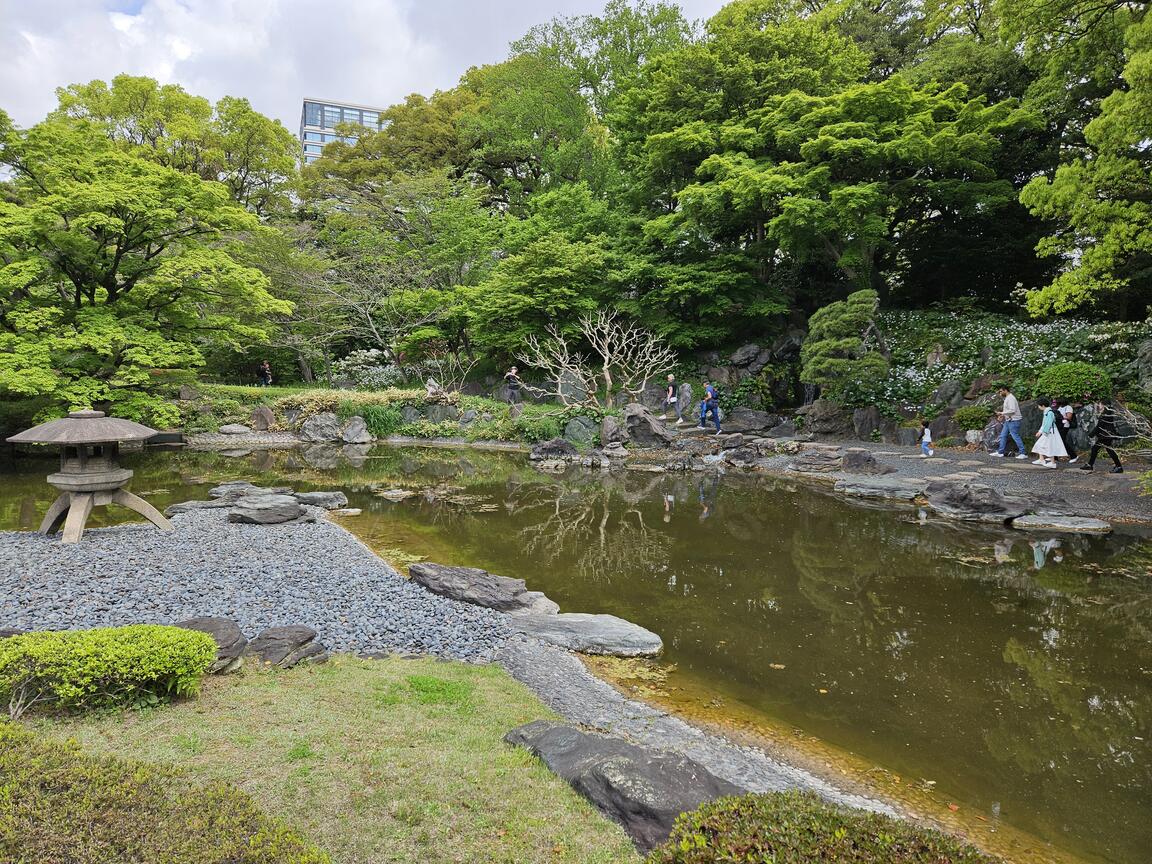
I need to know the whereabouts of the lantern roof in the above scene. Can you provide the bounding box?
[6,410,158,445]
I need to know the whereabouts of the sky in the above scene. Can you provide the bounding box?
[0,0,727,133]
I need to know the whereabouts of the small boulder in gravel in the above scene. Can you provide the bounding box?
[250,406,275,431]
[176,616,247,673]
[293,491,349,510]
[245,624,328,668]
[504,720,742,852]
[228,494,309,525]
[219,423,252,435]
[299,412,342,443]
[342,416,374,445]
[841,448,895,476]
[510,612,662,657]
[0,627,26,639]
[409,562,560,615]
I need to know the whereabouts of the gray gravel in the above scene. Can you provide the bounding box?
[0,509,512,661]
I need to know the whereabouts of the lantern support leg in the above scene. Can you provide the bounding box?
[60,493,94,545]
[39,493,71,535]
[111,489,174,533]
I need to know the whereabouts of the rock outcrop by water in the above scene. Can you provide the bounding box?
[624,403,674,447]
[505,719,742,852]
[510,612,663,657]
[409,562,560,615]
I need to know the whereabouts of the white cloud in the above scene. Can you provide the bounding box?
[0,0,726,133]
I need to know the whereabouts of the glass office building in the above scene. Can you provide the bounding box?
[298,98,387,164]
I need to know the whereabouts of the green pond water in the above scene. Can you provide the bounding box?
[2,445,1150,864]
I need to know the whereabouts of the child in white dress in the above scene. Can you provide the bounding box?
[1032,398,1068,468]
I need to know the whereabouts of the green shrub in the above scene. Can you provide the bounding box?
[935,436,961,448]
[0,722,328,863]
[344,403,405,438]
[648,792,1000,864]
[1035,362,1113,400]
[273,388,455,421]
[953,404,994,430]
[0,625,217,720]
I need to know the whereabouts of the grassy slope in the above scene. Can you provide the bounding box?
[33,656,639,864]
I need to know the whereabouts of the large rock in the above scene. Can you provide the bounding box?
[399,404,423,424]
[930,379,965,407]
[409,562,559,614]
[721,408,782,434]
[293,490,349,510]
[852,406,882,441]
[623,403,674,447]
[208,480,292,500]
[841,448,895,475]
[924,480,1027,523]
[530,437,578,461]
[729,344,761,367]
[964,374,997,400]
[425,403,460,424]
[299,411,342,443]
[510,612,663,657]
[600,415,628,446]
[175,617,247,673]
[563,415,599,447]
[227,494,309,525]
[766,419,797,438]
[789,444,843,474]
[1011,515,1113,534]
[800,399,852,436]
[177,384,200,401]
[834,476,926,500]
[504,720,742,852]
[249,406,275,431]
[557,369,589,404]
[218,423,251,435]
[341,416,374,444]
[928,411,962,442]
[244,625,328,668]
[677,383,693,412]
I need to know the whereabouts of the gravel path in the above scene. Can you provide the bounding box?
[0,509,511,661]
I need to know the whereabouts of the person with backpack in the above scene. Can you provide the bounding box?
[699,380,721,434]
[1031,397,1068,468]
[1055,399,1079,463]
[1080,401,1124,473]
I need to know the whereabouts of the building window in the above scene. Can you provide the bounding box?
[303,132,324,142]
[342,108,362,126]
[304,102,322,126]
[303,144,324,154]
[322,106,341,128]
[361,110,378,128]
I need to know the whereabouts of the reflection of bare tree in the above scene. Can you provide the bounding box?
[511,474,672,582]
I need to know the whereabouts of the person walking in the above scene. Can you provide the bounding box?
[258,360,272,387]
[1055,399,1079,463]
[919,420,934,457]
[699,380,721,434]
[1031,397,1067,468]
[991,385,1028,459]
[1080,401,1124,473]
[664,373,683,424]
[504,366,521,404]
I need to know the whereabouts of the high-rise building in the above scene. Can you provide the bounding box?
[299,98,387,165]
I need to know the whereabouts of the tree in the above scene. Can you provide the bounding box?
[516,309,676,409]
[0,116,289,420]
[800,289,889,396]
[54,75,299,216]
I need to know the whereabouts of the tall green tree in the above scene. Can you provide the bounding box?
[800,288,889,396]
[0,115,289,420]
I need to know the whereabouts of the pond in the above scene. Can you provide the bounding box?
[2,445,1150,864]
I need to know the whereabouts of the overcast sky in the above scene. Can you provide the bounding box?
[0,0,727,133]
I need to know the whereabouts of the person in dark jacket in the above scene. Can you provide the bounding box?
[1079,401,1123,473]
[1055,399,1078,462]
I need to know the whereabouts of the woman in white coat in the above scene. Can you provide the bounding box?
[1032,397,1068,468]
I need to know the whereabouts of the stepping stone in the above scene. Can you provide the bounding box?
[834,476,926,500]
[510,613,663,657]
[958,460,985,466]
[979,468,1013,475]
[1011,515,1113,534]
[941,472,980,481]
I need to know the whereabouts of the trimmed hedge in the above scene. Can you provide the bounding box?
[953,404,994,431]
[0,722,328,864]
[0,625,217,720]
[1034,362,1113,401]
[647,792,1001,864]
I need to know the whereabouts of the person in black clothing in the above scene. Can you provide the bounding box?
[1055,398,1078,462]
[1079,401,1123,473]
[504,366,522,404]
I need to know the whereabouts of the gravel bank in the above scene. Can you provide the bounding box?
[0,509,511,661]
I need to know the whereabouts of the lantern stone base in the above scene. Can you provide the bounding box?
[41,470,174,544]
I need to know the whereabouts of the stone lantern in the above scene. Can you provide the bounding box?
[6,410,174,544]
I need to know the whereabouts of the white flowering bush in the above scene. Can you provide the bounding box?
[330,349,407,390]
[839,311,1151,411]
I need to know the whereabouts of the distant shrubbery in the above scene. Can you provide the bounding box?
[648,792,1000,864]
[0,625,216,720]
[0,722,328,864]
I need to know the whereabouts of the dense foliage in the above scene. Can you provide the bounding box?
[0,722,328,863]
[1035,362,1114,400]
[800,290,888,398]
[2,0,1150,420]
[0,625,216,719]
[647,791,1001,863]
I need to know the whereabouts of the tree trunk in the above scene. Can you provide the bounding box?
[295,352,315,384]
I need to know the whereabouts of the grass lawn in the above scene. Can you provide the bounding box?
[30,655,639,864]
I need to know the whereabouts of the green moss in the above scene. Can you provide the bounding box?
[648,791,1000,864]
[0,722,327,863]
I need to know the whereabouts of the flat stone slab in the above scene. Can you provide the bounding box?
[409,562,559,615]
[958,460,985,466]
[505,720,741,852]
[1011,515,1113,534]
[833,476,926,501]
[978,468,1013,475]
[511,612,663,657]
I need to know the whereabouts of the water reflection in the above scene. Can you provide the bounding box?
[1,447,1150,863]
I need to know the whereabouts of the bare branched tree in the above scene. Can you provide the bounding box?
[517,309,676,409]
